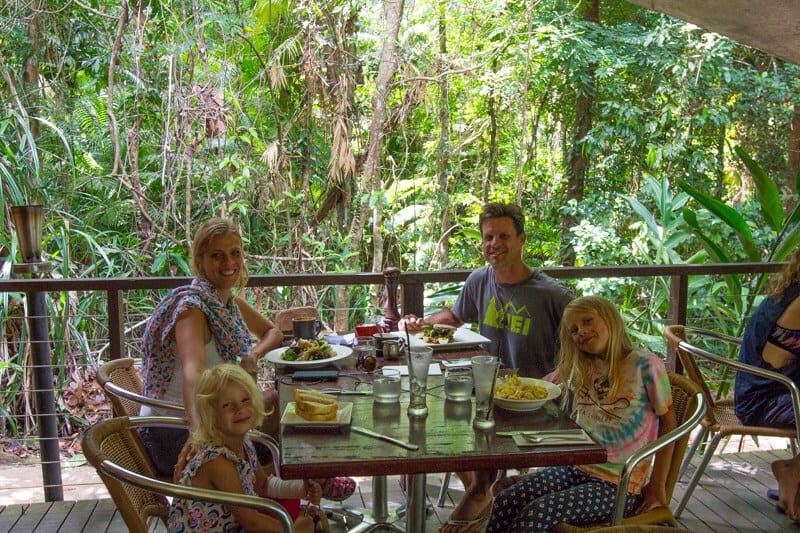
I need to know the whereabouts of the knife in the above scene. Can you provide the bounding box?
[496,429,586,437]
[351,426,419,451]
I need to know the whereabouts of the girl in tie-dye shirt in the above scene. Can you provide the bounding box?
[486,296,676,533]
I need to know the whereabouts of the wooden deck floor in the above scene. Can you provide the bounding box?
[1,447,798,532]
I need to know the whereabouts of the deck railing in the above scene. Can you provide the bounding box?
[0,261,784,501]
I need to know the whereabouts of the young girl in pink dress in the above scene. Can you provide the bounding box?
[169,364,322,532]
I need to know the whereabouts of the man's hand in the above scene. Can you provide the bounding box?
[399,314,424,332]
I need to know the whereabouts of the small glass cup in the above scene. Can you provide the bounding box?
[372,367,402,403]
[353,344,377,371]
[471,355,500,430]
[407,346,434,417]
[444,366,473,401]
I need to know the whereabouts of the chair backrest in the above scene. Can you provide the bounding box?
[83,416,294,533]
[96,357,184,416]
[663,325,722,427]
[274,306,320,333]
[82,416,169,533]
[662,372,703,502]
[96,358,146,417]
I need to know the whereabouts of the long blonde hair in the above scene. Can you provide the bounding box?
[558,295,633,402]
[190,364,271,447]
[191,217,249,292]
[768,246,800,298]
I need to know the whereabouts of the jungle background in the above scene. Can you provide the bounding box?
[2,0,800,442]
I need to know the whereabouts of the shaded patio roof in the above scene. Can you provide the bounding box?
[628,0,800,66]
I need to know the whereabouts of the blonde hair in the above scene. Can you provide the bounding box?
[768,246,800,298]
[190,364,271,447]
[558,295,633,404]
[191,217,249,292]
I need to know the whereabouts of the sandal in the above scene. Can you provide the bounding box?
[316,476,356,502]
[438,501,492,533]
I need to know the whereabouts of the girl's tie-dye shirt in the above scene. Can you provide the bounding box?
[574,350,672,492]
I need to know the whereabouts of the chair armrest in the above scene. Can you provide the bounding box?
[249,429,282,477]
[99,459,295,532]
[103,381,186,412]
[679,337,800,445]
[611,392,706,525]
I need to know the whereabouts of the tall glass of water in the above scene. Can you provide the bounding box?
[471,355,500,430]
[407,346,433,417]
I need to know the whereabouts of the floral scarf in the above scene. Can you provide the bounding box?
[141,278,252,399]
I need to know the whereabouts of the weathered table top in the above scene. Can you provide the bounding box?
[278,367,607,479]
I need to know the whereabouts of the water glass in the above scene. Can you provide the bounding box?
[407,346,434,417]
[471,355,500,430]
[444,367,473,401]
[372,368,402,403]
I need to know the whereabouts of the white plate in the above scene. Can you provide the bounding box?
[280,401,353,428]
[407,328,491,351]
[494,377,562,412]
[265,344,353,368]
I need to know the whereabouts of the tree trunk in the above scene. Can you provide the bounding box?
[23,0,43,148]
[560,0,599,266]
[433,0,451,269]
[366,0,405,274]
[788,104,800,204]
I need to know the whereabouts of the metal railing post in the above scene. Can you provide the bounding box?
[27,289,63,501]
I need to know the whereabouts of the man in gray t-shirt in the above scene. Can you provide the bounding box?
[454,265,572,377]
[400,202,573,532]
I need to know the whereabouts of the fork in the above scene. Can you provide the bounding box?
[522,434,589,443]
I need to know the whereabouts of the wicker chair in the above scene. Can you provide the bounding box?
[82,415,293,533]
[540,372,705,531]
[96,357,184,416]
[663,325,800,517]
[274,306,321,336]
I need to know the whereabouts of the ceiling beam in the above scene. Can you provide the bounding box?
[627,0,800,65]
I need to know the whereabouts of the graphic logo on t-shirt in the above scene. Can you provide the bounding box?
[484,297,531,335]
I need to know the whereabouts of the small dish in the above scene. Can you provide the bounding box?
[408,327,490,351]
[494,377,561,412]
[280,401,353,429]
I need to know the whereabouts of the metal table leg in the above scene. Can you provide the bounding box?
[344,475,405,533]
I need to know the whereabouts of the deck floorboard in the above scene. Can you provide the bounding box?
[1,446,798,532]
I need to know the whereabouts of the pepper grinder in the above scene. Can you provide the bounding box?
[382,266,401,331]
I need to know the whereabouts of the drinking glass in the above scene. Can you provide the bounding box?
[444,366,473,401]
[471,355,500,430]
[407,346,433,417]
[372,367,402,403]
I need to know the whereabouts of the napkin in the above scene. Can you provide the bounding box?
[324,333,356,346]
[382,363,442,376]
[512,430,594,447]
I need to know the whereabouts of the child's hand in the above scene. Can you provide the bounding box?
[304,479,322,505]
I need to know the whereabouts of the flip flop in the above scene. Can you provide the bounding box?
[438,501,492,533]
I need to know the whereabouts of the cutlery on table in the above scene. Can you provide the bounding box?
[520,434,590,443]
[351,426,419,451]
[315,388,372,396]
[496,429,585,437]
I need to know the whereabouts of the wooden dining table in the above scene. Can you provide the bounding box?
[275,345,608,533]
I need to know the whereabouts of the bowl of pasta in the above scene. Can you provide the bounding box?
[494,374,562,412]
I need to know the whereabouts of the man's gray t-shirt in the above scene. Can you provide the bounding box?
[452,266,573,378]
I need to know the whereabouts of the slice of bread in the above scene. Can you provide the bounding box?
[293,389,338,421]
